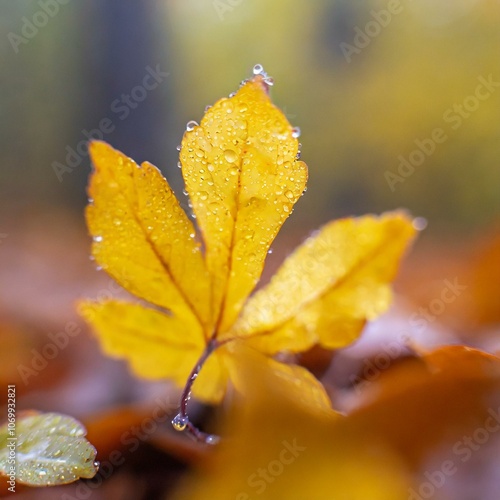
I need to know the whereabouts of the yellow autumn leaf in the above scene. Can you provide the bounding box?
[78,67,416,435]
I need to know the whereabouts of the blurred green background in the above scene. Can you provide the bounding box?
[1,0,499,237]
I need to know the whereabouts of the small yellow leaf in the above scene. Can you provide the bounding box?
[87,142,211,328]
[180,75,307,331]
[78,300,228,403]
[229,212,416,352]
[79,300,201,379]
[225,343,332,412]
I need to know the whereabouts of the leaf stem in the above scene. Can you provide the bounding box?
[171,338,220,445]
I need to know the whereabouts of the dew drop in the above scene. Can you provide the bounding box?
[199,191,208,201]
[285,190,294,200]
[268,248,273,254]
[291,127,301,138]
[186,120,198,132]
[229,166,239,176]
[172,414,189,431]
[207,164,215,172]
[176,144,181,151]
[36,468,48,477]
[93,235,103,243]
[204,104,212,112]
[88,197,94,204]
[264,77,274,86]
[413,217,428,231]
[252,63,264,75]
[205,434,220,445]
[228,92,236,98]
[224,149,238,163]
[177,161,182,169]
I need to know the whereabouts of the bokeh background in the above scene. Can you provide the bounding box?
[1,0,500,498]
[2,0,500,231]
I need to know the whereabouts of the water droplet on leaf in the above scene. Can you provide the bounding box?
[172,414,189,431]
[186,120,198,132]
[253,64,264,75]
[224,149,238,163]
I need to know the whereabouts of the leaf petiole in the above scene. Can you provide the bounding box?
[171,338,221,445]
